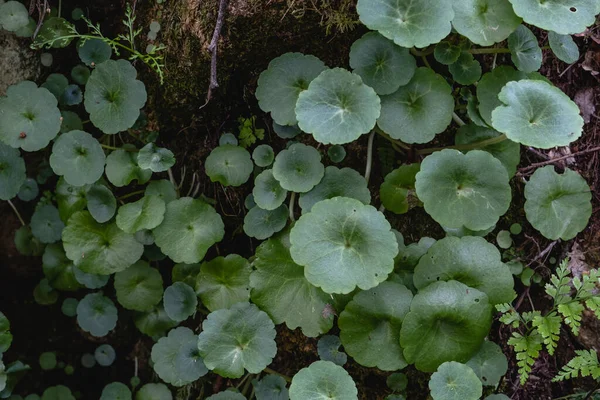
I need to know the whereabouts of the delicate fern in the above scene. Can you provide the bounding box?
[508,332,543,385]
[532,312,561,355]
[553,350,600,382]
[558,302,585,335]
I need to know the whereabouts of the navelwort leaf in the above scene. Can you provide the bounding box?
[295,68,380,145]
[465,341,509,387]
[451,0,521,46]
[448,53,482,85]
[429,362,482,400]
[272,143,324,193]
[85,184,116,223]
[114,261,163,312]
[204,145,253,187]
[252,144,275,168]
[105,148,152,187]
[76,292,118,337]
[0,1,29,32]
[135,383,172,400]
[50,130,106,186]
[196,254,251,312]
[42,243,82,291]
[548,32,580,64]
[31,205,64,244]
[116,195,166,233]
[137,143,176,172]
[508,25,542,73]
[0,143,26,200]
[252,375,289,400]
[243,204,289,240]
[197,302,277,378]
[507,0,598,35]
[77,39,112,66]
[289,360,358,400]
[163,282,197,321]
[100,382,132,400]
[252,170,288,211]
[317,335,347,366]
[290,197,398,294]
[18,177,38,202]
[379,163,420,214]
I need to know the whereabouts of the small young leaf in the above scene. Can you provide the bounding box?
[289,361,358,400]
[114,261,164,312]
[317,335,347,366]
[508,25,542,73]
[204,145,253,187]
[137,143,176,172]
[76,292,118,337]
[163,282,197,322]
[429,362,482,400]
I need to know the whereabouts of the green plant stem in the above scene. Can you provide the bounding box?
[421,55,432,68]
[289,192,296,222]
[365,131,375,184]
[452,112,466,127]
[417,134,507,155]
[236,373,252,389]
[468,47,512,55]
[241,373,254,396]
[100,144,137,152]
[263,367,292,383]
[58,0,62,18]
[375,127,411,150]
[7,200,25,226]
[118,190,145,201]
[410,46,435,57]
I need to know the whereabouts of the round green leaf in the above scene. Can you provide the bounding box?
[219,133,238,146]
[138,143,175,172]
[434,42,462,65]
[62,211,144,275]
[289,361,358,400]
[172,263,201,287]
[272,143,324,193]
[317,335,347,366]
[448,53,482,85]
[196,254,251,312]
[31,205,64,244]
[455,124,520,177]
[244,204,289,240]
[496,230,512,249]
[207,392,245,400]
[60,111,83,134]
[95,344,116,366]
[34,278,59,305]
[0,143,26,200]
[413,236,515,305]
[71,65,90,85]
[349,32,416,95]
[116,195,166,233]
[452,0,521,46]
[380,163,420,214]
[378,68,454,144]
[197,302,277,378]
[524,166,592,240]
[77,39,112,66]
[0,1,29,31]
[76,292,118,337]
[145,180,177,204]
[508,25,542,73]
[133,303,178,339]
[510,223,523,235]
[105,148,152,187]
[39,352,57,370]
[42,386,75,400]
[507,0,598,35]
[18,178,38,201]
[252,144,275,168]
[415,149,511,231]
[42,243,81,291]
[295,68,380,145]
[205,145,253,187]
[466,341,508,387]
[0,312,13,353]
[491,80,584,148]
[14,225,44,256]
[327,145,346,163]
[250,231,336,337]
[549,32,580,64]
[56,177,88,222]
[42,74,68,100]
[253,170,288,211]
[60,84,83,106]
[387,373,408,392]
[429,362,482,400]
[151,327,208,387]
[135,383,172,400]
[256,52,327,126]
[61,298,79,317]
[0,81,61,152]
[400,281,493,372]
[290,197,398,294]
[153,197,224,264]
[84,59,147,134]
[101,382,132,400]
[85,184,116,223]
[299,166,371,214]
[252,375,289,400]
[73,266,109,289]
[14,16,36,38]
[115,261,163,311]
[163,282,197,322]
[356,0,454,48]
[272,122,301,139]
[50,130,106,187]
[339,282,413,370]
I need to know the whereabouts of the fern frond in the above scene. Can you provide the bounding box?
[553,350,600,382]
[508,331,543,385]
[532,312,561,355]
[558,302,585,336]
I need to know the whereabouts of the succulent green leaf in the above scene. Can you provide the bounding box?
[253,170,288,211]
[508,25,542,73]
[151,327,208,387]
[0,81,61,151]
[114,261,163,312]
[14,225,44,256]
[84,59,147,134]
[116,195,166,233]
[327,145,346,163]
[137,143,176,172]
[163,282,198,321]
[289,361,358,400]
[452,0,521,46]
[74,266,109,289]
[76,292,118,337]
[245,204,289,239]
[196,254,251,312]
[466,341,508,387]
[71,65,90,85]
[42,73,69,100]
[172,263,201,287]
[548,32,580,64]
[56,177,88,222]
[135,383,172,400]
[34,278,59,305]
[42,243,82,291]
[0,1,29,31]
[290,197,398,294]
[296,68,380,145]
[448,53,482,85]
[339,282,413,370]
[205,145,253,187]
[524,166,592,240]
[256,52,327,126]
[272,122,301,139]
[50,130,106,187]
[415,149,511,230]
[0,143,25,200]
[349,32,417,95]
[18,177,39,202]
[414,236,515,305]
[77,39,112,66]
[272,143,324,192]
[395,236,436,271]
[299,166,371,214]
[496,230,512,249]
[133,303,178,339]
[387,373,408,392]
[95,344,116,366]
[153,197,224,264]
[317,335,347,366]
[491,80,584,148]
[219,133,238,146]
[378,68,454,144]
[145,179,177,204]
[429,362,482,400]
[197,302,277,378]
[252,144,275,168]
[507,0,598,35]
[59,84,83,106]
[252,375,289,400]
[62,211,144,274]
[31,204,64,244]
[101,382,132,400]
[250,231,336,337]
[105,148,152,187]
[380,163,420,214]
[85,184,116,223]
[356,0,454,48]
[434,42,462,65]
[60,111,83,135]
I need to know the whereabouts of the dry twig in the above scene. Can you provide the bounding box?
[200,0,229,109]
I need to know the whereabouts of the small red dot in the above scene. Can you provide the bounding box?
[19,132,26,139]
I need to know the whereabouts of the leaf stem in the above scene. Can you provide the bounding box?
[468,47,512,55]
[375,127,411,150]
[118,190,145,201]
[417,134,507,155]
[7,200,25,226]
[100,144,137,152]
[263,367,292,383]
[452,112,466,127]
[365,131,375,184]
[410,46,434,57]
[289,192,296,222]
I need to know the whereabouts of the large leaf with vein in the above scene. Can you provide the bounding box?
[289,361,358,400]
[452,0,521,46]
[196,254,251,312]
[508,25,542,73]
[507,0,598,34]
[50,130,106,186]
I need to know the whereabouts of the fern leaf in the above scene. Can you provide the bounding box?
[508,331,543,384]
[532,312,561,355]
[553,349,600,382]
[558,302,585,335]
